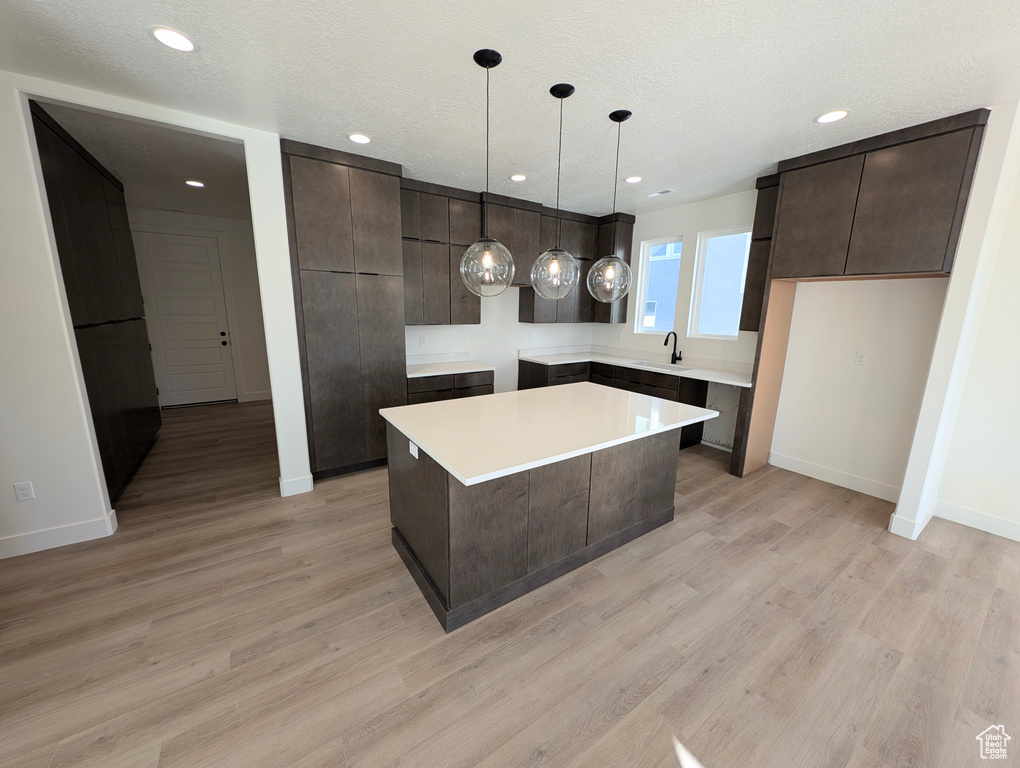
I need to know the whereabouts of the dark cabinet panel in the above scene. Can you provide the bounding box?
[591,373,615,387]
[559,219,597,261]
[555,283,579,324]
[590,361,617,378]
[511,208,541,286]
[103,178,145,320]
[550,362,590,378]
[72,149,123,323]
[677,378,710,450]
[454,370,493,388]
[519,287,557,324]
[846,129,976,275]
[288,155,355,273]
[517,359,548,390]
[356,274,408,461]
[300,270,366,471]
[448,472,530,606]
[637,429,682,518]
[575,258,594,323]
[349,168,402,276]
[408,389,457,405]
[588,439,641,544]
[751,185,779,240]
[449,200,482,246]
[485,204,515,254]
[420,193,450,243]
[421,243,451,325]
[771,154,864,278]
[528,454,591,572]
[456,385,493,398]
[614,366,680,393]
[739,240,771,332]
[400,188,421,240]
[402,241,423,325]
[591,219,633,324]
[120,319,161,473]
[408,374,455,393]
[449,246,481,325]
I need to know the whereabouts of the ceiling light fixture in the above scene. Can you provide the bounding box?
[530,83,580,302]
[625,176,642,184]
[349,133,371,144]
[510,174,527,182]
[815,110,849,124]
[460,49,515,298]
[185,180,205,187]
[152,27,195,52]
[588,110,635,304]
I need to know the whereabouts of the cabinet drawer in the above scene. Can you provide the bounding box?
[408,388,457,405]
[454,370,494,388]
[613,365,680,393]
[548,362,590,378]
[590,374,615,387]
[548,373,589,386]
[617,380,678,400]
[590,361,617,378]
[456,385,493,398]
[408,374,454,394]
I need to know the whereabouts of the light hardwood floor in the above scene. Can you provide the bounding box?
[1,400,1018,768]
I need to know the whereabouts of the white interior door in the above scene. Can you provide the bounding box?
[134,231,238,407]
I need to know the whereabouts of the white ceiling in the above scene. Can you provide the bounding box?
[41,103,252,219]
[3,0,1019,216]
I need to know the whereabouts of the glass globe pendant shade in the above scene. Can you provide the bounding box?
[587,255,633,303]
[530,248,580,301]
[460,237,515,297]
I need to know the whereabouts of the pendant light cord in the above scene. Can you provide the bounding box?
[612,120,622,255]
[555,96,563,248]
[483,67,490,237]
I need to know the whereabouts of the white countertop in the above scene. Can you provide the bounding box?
[380,381,718,486]
[406,360,495,379]
[517,351,753,388]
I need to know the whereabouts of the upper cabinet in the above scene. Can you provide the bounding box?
[349,168,402,275]
[288,155,356,273]
[770,111,987,280]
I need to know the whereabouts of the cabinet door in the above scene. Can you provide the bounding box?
[357,274,407,461]
[449,199,481,246]
[575,259,594,323]
[485,204,515,253]
[420,193,450,243]
[588,439,641,544]
[350,168,402,276]
[519,287,557,324]
[103,178,145,320]
[449,246,481,324]
[422,242,452,325]
[739,240,771,332]
[402,241,423,325]
[846,129,976,275]
[288,155,355,273]
[591,220,632,324]
[527,454,591,572]
[771,154,864,278]
[677,378,709,450]
[400,188,421,240]
[300,270,366,471]
[511,208,540,286]
[72,150,124,323]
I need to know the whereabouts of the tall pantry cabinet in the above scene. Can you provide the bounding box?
[281,140,407,478]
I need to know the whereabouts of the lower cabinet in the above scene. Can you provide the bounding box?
[407,370,494,404]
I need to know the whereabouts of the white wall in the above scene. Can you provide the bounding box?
[771,279,948,502]
[0,69,311,559]
[127,208,272,402]
[937,157,1020,541]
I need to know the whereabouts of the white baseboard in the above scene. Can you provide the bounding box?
[0,508,117,560]
[935,500,1020,543]
[280,474,314,497]
[768,452,901,503]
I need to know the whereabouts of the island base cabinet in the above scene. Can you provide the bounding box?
[387,425,682,631]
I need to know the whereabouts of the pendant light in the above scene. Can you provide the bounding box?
[460,49,515,297]
[530,83,580,301]
[588,110,635,303]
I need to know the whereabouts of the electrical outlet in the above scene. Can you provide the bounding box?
[408,441,418,459]
[418,336,427,348]
[854,351,868,367]
[617,331,623,341]
[14,482,35,502]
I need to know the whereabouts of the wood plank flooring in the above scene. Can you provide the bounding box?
[1,400,1018,768]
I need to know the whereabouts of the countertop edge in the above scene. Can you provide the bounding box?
[517,352,752,388]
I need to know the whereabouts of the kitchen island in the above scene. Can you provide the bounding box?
[381,382,717,631]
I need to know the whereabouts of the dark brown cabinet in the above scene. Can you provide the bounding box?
[420,193,450,243]
[751,184,779,240]
[513,208,541,282]
[771,154,865,279]
[288,155,355,273]
[740,239,771,332]
[486,203,515,255]
[592,216,635,325]
[421,243,451,325]
[402,241,423,325]
[357,274,407,461]
[449,199,481,246]
[406,370,494,404]
[349,168,402,275]
[846,129,979,275]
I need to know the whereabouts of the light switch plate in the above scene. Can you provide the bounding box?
[409,441,418,459]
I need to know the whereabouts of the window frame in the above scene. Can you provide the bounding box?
[687,226,752,341]
[633,236,683,335]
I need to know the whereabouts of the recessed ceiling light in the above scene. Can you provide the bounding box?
[625,176,642,184]
[185,180,205,188]
[815,110,849,124]
[152,27,195,52]
[349,133,371,144]
[510,174,527,182]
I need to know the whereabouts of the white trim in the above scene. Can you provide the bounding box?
[0,507,117,559]
[633,235,684,335]
[688,226,751,340]
[769,451,901,503]
[935,500,1020,543]
[280,474,314,497]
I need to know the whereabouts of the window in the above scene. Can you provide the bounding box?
[690,228,752,338]
[635,239,682,333]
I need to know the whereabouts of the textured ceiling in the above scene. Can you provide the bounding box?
[42,103,251,219]
[3,0,1019,216]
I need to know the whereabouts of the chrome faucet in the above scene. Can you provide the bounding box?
[664,331,682,365]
